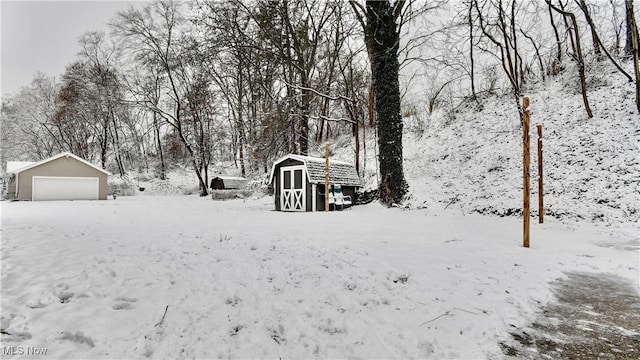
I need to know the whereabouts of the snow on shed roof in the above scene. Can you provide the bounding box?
[268,154,362,187]
[212,176,247,181]
[7,152,111,175]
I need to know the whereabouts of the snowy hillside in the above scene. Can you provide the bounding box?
[335,62,640,227]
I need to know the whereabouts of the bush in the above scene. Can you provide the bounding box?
[107,176,135,196]
[210,189,254,200]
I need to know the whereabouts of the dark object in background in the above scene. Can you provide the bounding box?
[210,176,247,190]
[211,177,225,190]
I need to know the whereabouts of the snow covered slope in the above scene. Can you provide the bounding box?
[351,64,640,227]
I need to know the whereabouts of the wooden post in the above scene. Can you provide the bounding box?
[523,97,531,248]
[537,124,544,224]
[355,120,360,175]
[325,143,329,212]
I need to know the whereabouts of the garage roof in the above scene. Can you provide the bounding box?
[268,154,362,187]
[7,161,35,173]
[7,152,111,175]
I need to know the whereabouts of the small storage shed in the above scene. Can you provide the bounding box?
[6,152,111,201]
[210,176,248,190]
[268,154,362,212]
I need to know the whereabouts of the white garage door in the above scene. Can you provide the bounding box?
[32,176,99,201]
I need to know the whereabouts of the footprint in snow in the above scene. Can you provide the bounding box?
[1,330,32,342]
[57,290,74,304]
[1,314,33,342]
[225,295,242,307]
[58,331,95,348]
[0,315,12,330]
[26,298,49,309]
[112,296,138,310]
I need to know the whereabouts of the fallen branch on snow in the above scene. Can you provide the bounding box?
[443,195,460,211]
[419,311,453,326]
[419,307,487,326]
[154,305,169,327]
[333,256,357,267]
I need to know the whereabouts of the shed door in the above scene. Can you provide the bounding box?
[280,166,305,211]
[32,176,99,201]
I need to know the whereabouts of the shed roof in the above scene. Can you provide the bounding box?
[7,152,111,175]
[268,154,362,187]
[212,176,247,181]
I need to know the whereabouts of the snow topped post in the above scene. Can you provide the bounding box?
[523,97,531,248]
[537,124,544,224]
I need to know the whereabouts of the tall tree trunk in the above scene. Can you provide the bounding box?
[299,76,310,156]
[578,0,601,58]
[237,60,246,177]
[354,115,360,176]
[368,79,375,127]
[468,1,478,101]
[577,0,634,82]
[568,11,594,118]
[110,109,125,176]
[549,2,562,64]
[626,0,635,57]
[100,117,109,169]
[366,0,408,205]
[628,0,640,112]
[153,111,166,180]
[548,1,593,118]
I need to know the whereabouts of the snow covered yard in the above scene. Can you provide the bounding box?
[1,196,638,359]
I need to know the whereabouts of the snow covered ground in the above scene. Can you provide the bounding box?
[1,196,637,359]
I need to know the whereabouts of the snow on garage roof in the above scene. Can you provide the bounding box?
[7,152,111,175]
[7,161,35,173]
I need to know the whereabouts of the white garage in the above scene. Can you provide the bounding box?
[7,152,110,201]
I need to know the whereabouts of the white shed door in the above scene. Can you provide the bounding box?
[32,176,99,201]
[280,166,305,211]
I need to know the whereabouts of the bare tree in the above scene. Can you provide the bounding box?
[546,0,593,118]
[473,0,526,121]
[625,0,636,57]
[78,31,129,175]
[549,0,563,66]
[245,0,338,156]
[574,0,633,82]
[112,0,210,195]
[626,0,640,112]
[195,1,256,177]
[1,74,62,163]
[468,1,478,101]
[610,0,624,53]
[577,0,602,58]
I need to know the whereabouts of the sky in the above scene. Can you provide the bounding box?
[1,0,142,98]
